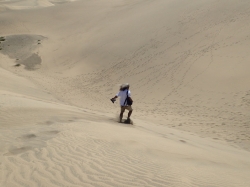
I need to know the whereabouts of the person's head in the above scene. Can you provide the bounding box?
[120,83,130,91]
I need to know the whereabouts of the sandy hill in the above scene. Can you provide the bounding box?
[1,0,250,186]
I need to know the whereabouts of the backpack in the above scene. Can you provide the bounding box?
[124,90,133,106]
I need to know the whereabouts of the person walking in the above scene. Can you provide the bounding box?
[111,83,133,123]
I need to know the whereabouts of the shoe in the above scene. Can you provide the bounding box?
[125,118,131,123]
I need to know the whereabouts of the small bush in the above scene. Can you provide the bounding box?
[0,37,5,41]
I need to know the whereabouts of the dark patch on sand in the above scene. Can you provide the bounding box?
[5,146,32,155]
[0,34,45,70]
[43,130,60,135]
[21,53,42,70]
[37,120,54,125]
[45,121,54,125]
[18,134,37,140]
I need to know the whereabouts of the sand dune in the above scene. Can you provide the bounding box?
[0,0,75,11]
[2,117,250,187]
[1,0,250,186]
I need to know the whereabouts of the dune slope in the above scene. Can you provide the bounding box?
[1,0,250,186]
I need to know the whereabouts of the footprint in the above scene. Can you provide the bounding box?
[179,140,186,143]
[37,121,54,125]
[5,146,32,155]
[45,121,54,125]
[42,130,60,135]
[17,134,37,140]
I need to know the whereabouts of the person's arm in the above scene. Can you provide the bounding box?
[110,96,117,103]
[112,95,118,100]
[111,93,119,102]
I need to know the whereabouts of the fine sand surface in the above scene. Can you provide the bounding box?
[1,0,250,186]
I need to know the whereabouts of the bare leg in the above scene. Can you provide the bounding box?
[128,110,133,119]
[119,112,123,122]
[120,107,125,122]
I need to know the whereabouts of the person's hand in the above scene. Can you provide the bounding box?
[110,98,116,103]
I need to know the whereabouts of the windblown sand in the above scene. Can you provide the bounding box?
[1,0,250,186]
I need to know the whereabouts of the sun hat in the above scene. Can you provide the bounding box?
[121,83,129,88]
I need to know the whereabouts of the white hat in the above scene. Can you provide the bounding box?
[121,83,129,88]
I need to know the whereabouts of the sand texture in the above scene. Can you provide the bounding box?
[1,0,250,186]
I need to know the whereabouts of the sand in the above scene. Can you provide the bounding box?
[1,0,250,186]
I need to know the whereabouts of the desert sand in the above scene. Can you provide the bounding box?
[1,0,250,186]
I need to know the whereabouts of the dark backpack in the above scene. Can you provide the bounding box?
[124,90,133,106]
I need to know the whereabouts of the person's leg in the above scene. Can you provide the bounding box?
[127,106,133,120]
[128,111,132,119]
[120,107,125,122]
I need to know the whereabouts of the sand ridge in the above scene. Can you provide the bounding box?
[0,0,76,12]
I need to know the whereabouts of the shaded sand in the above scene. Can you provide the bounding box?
[1,0,250,186]
[0,34,44,70]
